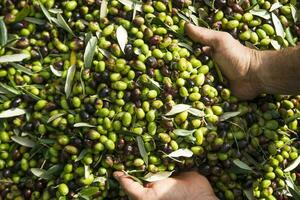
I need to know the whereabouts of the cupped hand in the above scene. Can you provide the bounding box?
[185,23,262,100]
[113,171,217,200]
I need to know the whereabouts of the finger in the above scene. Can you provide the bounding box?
[113,171,145,199]
[185,23,221,46]
[202,46,213,57]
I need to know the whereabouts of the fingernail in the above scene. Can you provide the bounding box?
[113,171,123,180]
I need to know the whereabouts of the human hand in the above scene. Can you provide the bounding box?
[113,171,218,200]
[185,23,262,100]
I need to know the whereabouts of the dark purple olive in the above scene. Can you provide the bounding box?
[145,56,158,68]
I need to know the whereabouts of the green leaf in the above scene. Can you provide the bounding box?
[285,27,296,46]
[165,104,191,116]
[270,39,281,50]
[147,77,161,90]
[78,186,100,198]
[24,17,46,25]
[269,2,282,12]
[173,129,195,137]
[56,14,75,36]
[116,25,128,53]
[47,113,66,123]
[15,6,31,22]
[187,108,205,117]
[31,168,47,178]
[0,53,29,63]
[290,4,298,23]
[74,122,96,128]
[167,149,193,158]
[219,111,241,121]
[11,63,34,75]
[285,113,300,123]
[98,47,111,58]
[0,18,7,47]
[232,159,253,171]
[65,65,76,98]
[75,149,90,162]
[84,36,97,68]
[249,9,271,20]
[284,155,300,172]
[49,65,62,77]
[100,0,108,19]
[243,189,255,200]
[39,1,52,23]
[118,0,142,12]
[143,171,173,182]
[48,8,63,14]
[178,42,193,52]
[0,108,26,118]
[286,175,300,199]
[0,83,20,95]
[11,136,36,148]
[271,13,285,38]
[136,136,148,166]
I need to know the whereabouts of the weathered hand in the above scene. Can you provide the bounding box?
[185,23,262,100]
[113,171,217,200]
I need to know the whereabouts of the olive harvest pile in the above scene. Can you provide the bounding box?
[0,0,300,199]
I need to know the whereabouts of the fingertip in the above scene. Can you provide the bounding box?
[113,171,126,182]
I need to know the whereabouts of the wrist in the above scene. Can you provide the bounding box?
[248,49,266,95]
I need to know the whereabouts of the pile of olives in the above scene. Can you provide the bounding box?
[0,0,299,199]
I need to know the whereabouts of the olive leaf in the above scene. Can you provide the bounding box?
[84,36,97,69]
[147,77,161,90]
[74,122,96,128]
[167,148,193,158]
[284,155,300,172]
[178,42,193,52]
[48,8,63,14]
[165,104,191,116]
[290,4,298,23]
[24,17,46,25]
[100,0,108,19]
[55,14,75,36]
[15,6,31,22]
[285,27,296,46]
[270,39,281,50]
[118,0,142,12]
[0,83,21,95]
[98,47,111,58]
[285,113,300,123]
[285,175,300,199]
[177,12,190,22]
[65,65,76,98]
[219,111,241,122]
[79,68,86,96]
[187,108,205,117]
[84,165,90,179]
[0,53,29,63]
[232,159,253,172]
[116,25,128,53]
[136,136,148,166]
[78,186,99,198]
[143,171,174,182]
[31,168,47,178]
[49,65,62,77]
[11,136,36,148]
[249,9,271,20]
[271,13,285,38]
[203,0,215,9]
[245,41,258,49]
[0,17,8,47]
[11,63,34,75]
[173,129,195,137]
[243,189,255,200]
[269,2,283,12]
[93,177,106,184]
[47,113,66,123]
[75,149,90,162]
[0,108,26,118]
[39,1,52,23]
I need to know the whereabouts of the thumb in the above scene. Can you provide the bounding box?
[185,23,222,46]
[113,171,145,199]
